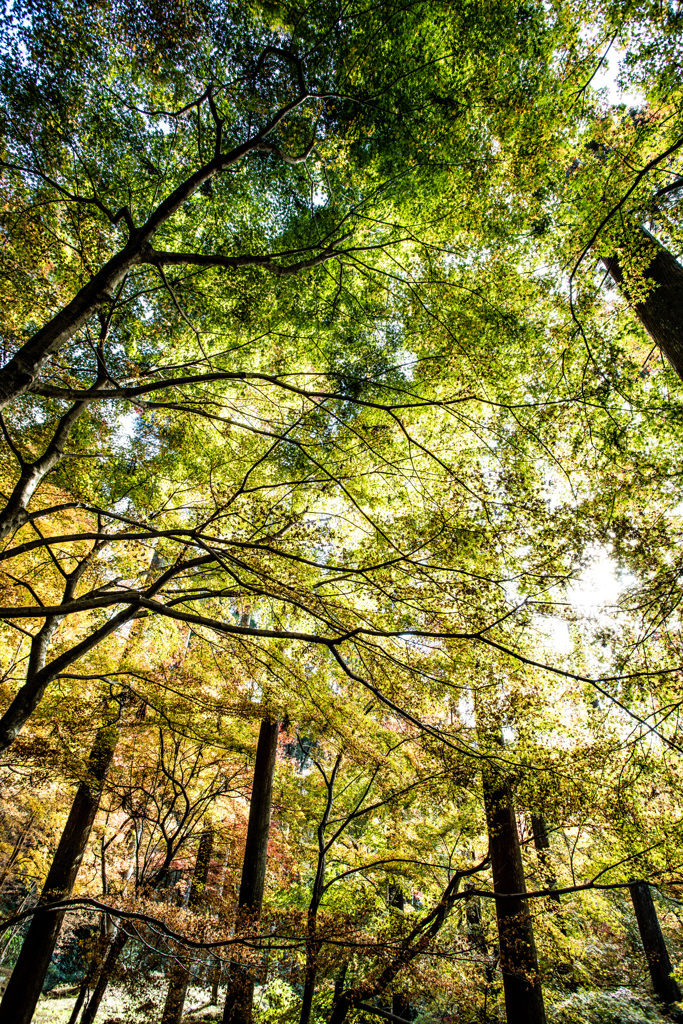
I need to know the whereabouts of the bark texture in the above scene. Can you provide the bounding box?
[222,717,279,1024]
[630,881,683,1018]
[0,722,119,1024]
[602,229,683,383]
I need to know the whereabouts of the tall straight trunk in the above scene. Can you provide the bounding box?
[299,752,341,1024]
[602,228,683,383]
[333,963,348,1005]
[630,881,683,1018]
[474,695,545,1024]
[222,716,279,1024]
[77,850,167,1024]
[161,828,215,1024]
[482,770,546,1024]
[210,842,231,1005]
[483,770,548,1024]
[67,943,106,1024]
[0,721,119,1024]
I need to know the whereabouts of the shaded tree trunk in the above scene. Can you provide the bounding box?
[79,927,129,1024]
[630,881,683,1019]
[602,229,683,382]
[482,771,546,1024]
[212,966,224,1006]
[299,752,342,1024]
[210,842,231,1005]
[161,828,215,1024]
[77,831,177,1023]
[0,721,119,1024]
[67,945,106,1024]
[222,716,279,1024]
[473,701,546,1024]
[334,963,348,1005]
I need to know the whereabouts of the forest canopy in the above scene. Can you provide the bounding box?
[1,2,683,1023]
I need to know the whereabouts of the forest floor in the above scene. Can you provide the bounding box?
[34,984,222,1023]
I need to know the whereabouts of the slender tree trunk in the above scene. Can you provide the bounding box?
[77,824,174,1024]
[211,965,224,1006]
[161,828,215,1024]
[67,945,105,1024]
[630,881,683,1018]
[0,721,119,1024]
[79,927,129,1024]
[67,982,89,1024]
[602,228,683,383]
[299,752,341,1024]
[222,716,279,1024]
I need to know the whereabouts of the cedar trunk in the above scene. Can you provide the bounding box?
[222,717,279,1024]
[482,772,546,1024]
[0,723,119,1024]
[630,881,683,1018]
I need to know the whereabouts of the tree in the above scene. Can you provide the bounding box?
[223,716,279,1024]
[161,826,215,1024]
[0,715,119,1024]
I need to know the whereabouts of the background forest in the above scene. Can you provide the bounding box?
[1,1,683,1023]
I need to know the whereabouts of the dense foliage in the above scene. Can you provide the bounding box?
[1,1,683,1022]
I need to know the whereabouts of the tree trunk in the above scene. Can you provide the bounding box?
[602,229,683,383]
[161,828,215,1024]
[79,927,129,1024]
[0,721,119,1024]
[299,751,341,1024]
[482,771,546,1024]
[629,881,683,1018]
[77,822,172,1024]
[333,964,348,1005]
[67,946,105,1024]
[222,717,279,1024]
[211,965,224,1005]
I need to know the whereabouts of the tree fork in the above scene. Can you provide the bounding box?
[0,721,119,1024]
